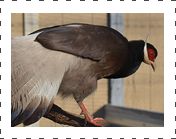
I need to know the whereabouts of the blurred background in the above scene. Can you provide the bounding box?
[11,13,164,127]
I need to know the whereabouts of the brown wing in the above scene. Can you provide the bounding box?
[34,23,128,61]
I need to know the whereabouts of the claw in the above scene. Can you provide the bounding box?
[93,117,105,123]
[89,119,104,127]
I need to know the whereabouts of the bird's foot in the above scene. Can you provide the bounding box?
[86,116,105,127]
[79,102,105,127]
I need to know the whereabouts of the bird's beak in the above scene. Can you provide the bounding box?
[150,60,156,72]
[143,35,156,72]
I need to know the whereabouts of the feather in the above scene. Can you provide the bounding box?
[11,23,158,127]
[11,33,82,126]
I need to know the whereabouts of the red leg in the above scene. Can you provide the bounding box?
[79,102,105,127]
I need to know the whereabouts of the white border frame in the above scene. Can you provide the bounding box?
[0,0,173,139]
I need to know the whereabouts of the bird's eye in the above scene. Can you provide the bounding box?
[150,52,153,56]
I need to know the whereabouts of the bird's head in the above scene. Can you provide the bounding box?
[143,36,158,71]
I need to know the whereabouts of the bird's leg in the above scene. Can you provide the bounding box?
[79,102,105,127]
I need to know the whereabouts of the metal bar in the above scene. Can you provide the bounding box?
[108,13,124,106]
[104,104,164,127]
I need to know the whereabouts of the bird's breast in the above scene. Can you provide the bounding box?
[57,58,98,102]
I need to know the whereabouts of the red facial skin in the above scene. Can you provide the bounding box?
[147,48,156,62]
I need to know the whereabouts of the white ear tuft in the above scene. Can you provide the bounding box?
[143,35,150,64]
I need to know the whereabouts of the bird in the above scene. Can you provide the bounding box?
[11,23,158,127]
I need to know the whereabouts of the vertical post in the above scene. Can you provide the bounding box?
[0,8,1,134]
[23,13,39,35]
[108,13,124,106]
[23,13,40,127]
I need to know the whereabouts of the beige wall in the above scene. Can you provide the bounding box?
[123,13,164,112]
[39,13,107,28]
[11,13,164,127]
[11,13,23,36]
